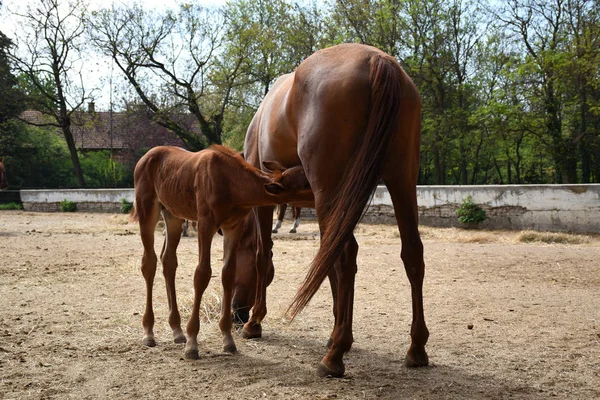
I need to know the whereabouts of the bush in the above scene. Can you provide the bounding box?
[456,195,487,226]
[0,202,23,210]
[120,198,133,214]
[59,199,77,212]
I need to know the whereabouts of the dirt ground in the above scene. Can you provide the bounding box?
[0,211,599,399]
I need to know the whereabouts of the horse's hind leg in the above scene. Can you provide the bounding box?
[383,176,429,367]
[137,197,161,347]
[161,209,186,344]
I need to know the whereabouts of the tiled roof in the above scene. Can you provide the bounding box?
[20,109,200,151]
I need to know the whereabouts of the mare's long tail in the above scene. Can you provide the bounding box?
[288,54,405,319]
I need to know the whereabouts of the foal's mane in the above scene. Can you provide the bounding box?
[210,145,259,175]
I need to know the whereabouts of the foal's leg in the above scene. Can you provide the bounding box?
[383,177,429,368]
[219,223,245,353]
[242,206,274,339]
[161,210,186,344]
[185,222,215,359]
[138,200,161,347]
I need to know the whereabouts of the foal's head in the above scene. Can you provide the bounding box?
[262,161,312,200]
[0,157,7,190]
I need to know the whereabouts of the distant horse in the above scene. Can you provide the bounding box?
[130,145,311,359]
[241,43,428,377]
[272,204,302,233]
[0,157,7,190]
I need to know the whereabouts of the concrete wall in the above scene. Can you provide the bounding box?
[19,184,600,233]
[20,189,134,213]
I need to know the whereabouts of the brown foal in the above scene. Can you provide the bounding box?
[131,145,311,359]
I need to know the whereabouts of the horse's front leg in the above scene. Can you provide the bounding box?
[184,224,214,359]
[242,206,274,339]
[220,223,246,353]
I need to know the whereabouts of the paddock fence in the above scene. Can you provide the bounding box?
[16,184,600,233]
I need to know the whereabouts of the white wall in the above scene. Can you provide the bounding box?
[20,184,600,233]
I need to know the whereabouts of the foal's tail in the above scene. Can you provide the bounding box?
[288,54,406,318]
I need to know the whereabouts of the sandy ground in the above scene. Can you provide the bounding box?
[0,211,599,399]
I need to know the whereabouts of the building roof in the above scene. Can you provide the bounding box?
[20,109,200,151]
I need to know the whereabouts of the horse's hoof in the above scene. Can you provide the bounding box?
[404,348,429,368]
[241,323,262,339]
[174,335,187,344]
[289,229,296,233]
[326,337,333,349]
[223,343,237,353]
[142,337,156,347]
[185,349,199,360]
[316,360,345,378]
[271,229,278,233]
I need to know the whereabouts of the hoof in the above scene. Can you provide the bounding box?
[289,229,296,233]
[316,360,345,378]
[174,335,187,344]
[223,343,237,353]
[241,323,262,339]
[142,337,156,347]
[404,348,429,368]
[185,349,199,360]
[271,229,278,233]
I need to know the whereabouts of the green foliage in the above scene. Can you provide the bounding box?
[59,199,77,212]
[120,198,133,214]
[456,196,487,226]
[79,151,133,188]
[0,202,23,210]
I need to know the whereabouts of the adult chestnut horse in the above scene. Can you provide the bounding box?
[241,43,428,377]
[131,145,310,359]
[0,157,8,190]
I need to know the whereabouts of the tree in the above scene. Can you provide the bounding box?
[7,0,91,187]
[89,3,232,150]
[0,31,25,123]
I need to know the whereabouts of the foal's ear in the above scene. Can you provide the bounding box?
[0,157,4,163]
[264,182,285,195]
[262,161,286,173]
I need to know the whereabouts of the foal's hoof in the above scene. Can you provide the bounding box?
[404,348,429,368]
[185,349,199,360]
[289,228,296,233]
[241,322,262,339]
[316,360,345,378]
[142,337,156,347]
[223,343,237,353]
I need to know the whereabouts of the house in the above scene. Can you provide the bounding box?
[20,103,201,168]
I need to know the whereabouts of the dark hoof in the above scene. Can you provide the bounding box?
[404,348,429,368]
[241,323,262,339]
[326,337,333,349]
[174,335,187,344]
[271,229,278,233]
[185,349,199,360]
[316,361,345,378]
[289,229,296,233]
[142,337,156,347]
[223,343,237,353]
